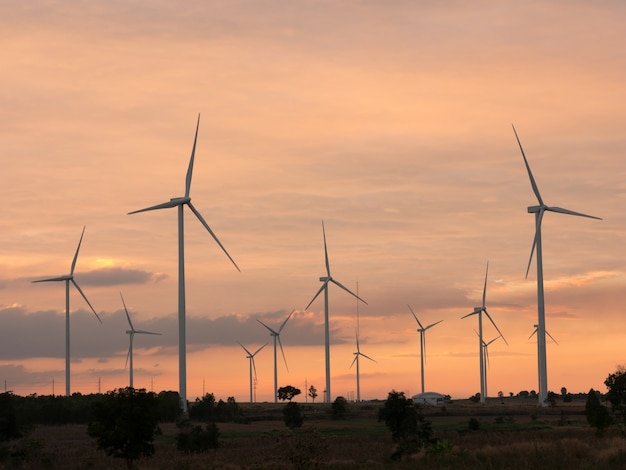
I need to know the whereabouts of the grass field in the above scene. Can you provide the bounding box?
[3,397,626,469]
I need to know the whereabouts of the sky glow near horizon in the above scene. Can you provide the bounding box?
[1,0,625,402]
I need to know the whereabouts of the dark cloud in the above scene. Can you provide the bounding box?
[79,267,168,286]
[0,306,332,362]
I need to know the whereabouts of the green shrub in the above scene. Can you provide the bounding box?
[176,419,220,453]
[331,396,348,419]
[283,402,303,429]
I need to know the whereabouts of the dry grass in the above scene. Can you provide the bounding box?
[3,399,626,469]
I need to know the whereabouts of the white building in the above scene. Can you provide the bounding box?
[412,392,446,406]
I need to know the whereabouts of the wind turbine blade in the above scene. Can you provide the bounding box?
[526,209,544,279]
[251,357,258,380]
[322,221,330,277]
[360,352,377,363]
[32,276,69,283]
[188,202,241,272]
[547,206,602,220]
[277,336,289,372]
[513,124,544,206]
[279,309,295,333]
[546,330,559,345]
[305,283,326,311]
[256,319,278,336]
[134,330,161,335]
[355,329,360,352]
[407,305,424,330]
[185,114,201,198]
[125,334,133,368]
[483,308,508,346]
[331,278,368,305]
[128,200,180,215]
[349,355,358,369]
[462,309,479,319]
[424,319,443,331]
[71,279,102,323]
[252,343,268,356]
[482,261,489,308]
[120,292,134,331]
[71,227,86,276]
[528,327,538,340]
[238,342,253,356]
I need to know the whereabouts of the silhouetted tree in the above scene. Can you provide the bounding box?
[605,366,626,427]
[586,388,611,436]
[88,387,160,469]
[378,390,432,445]
[308,385,318,403]
[0,392,21,441]
[332,396,348,419]
[277,385,301,402]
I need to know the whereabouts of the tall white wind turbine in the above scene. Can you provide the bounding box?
[513,125,601,406]
[350,328,376,402]
[305,221,367,403]
[238,342,267,403]
[462,262,508,404]
[120,293,161,389]
[32,226,101,397]
[408,305,442,394]
[129,115,240,412]
[257,310,294,403]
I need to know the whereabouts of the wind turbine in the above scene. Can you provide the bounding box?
[129,114,240,412]
[120,293,161,389]
[513,125,601,406]
[462,261,508,404]
[481,335,501,400]
[257,310,294,403]
[350,328,376,402]
[305,221,367,403]
[408,305,442,394]
[32,226,101,397]
[238,342,267,403]
[529,324,559,345]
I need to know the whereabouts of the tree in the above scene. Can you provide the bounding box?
[88,387,160,469]
[378,390,432,444]
[585,388,611,436]
[308,385,318,403]
[0,392,21,441]
[605,366,626,426]
[282,402,304,429]
[277,385,301,402]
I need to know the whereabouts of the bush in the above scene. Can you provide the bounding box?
[331,396,348,419]
[0,393,21,441]
[468,417,480,431]
[605,367,626,427]
[176,419,220,453]
[283,402,303,429]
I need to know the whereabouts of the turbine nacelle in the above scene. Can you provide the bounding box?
[171,196,191,204]
[319,276,331,282]
[527,205,543,214]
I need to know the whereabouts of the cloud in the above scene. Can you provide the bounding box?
[79,267,168,286]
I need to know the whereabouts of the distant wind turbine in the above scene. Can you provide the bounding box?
[408,305,442,394]
[481,335,501,400]
[513,125,601,406]
[257,310,294,403]
[350,328,376,402]
[305,221,367,403]
[32,227,101,397]
[120,293,161,389]
[129,114,240,412]
[462,261,508,404]
[238,342,267,403]
[529,324,559,346]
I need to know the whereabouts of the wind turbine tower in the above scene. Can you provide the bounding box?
[481,335,500,400]
[408,305,442,394]
[305,221,367,403]
[120,293,161,388]
[32,227,101,396]
[129,115,240,412]
[513,125,601,406]
[462,262,507,404]
[258,310,294,403]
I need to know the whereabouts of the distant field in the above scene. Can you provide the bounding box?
[3,397,626,469]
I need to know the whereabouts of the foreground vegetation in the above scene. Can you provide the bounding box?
[3,370,626,469]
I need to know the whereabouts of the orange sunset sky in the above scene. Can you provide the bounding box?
[1,1,625,403]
